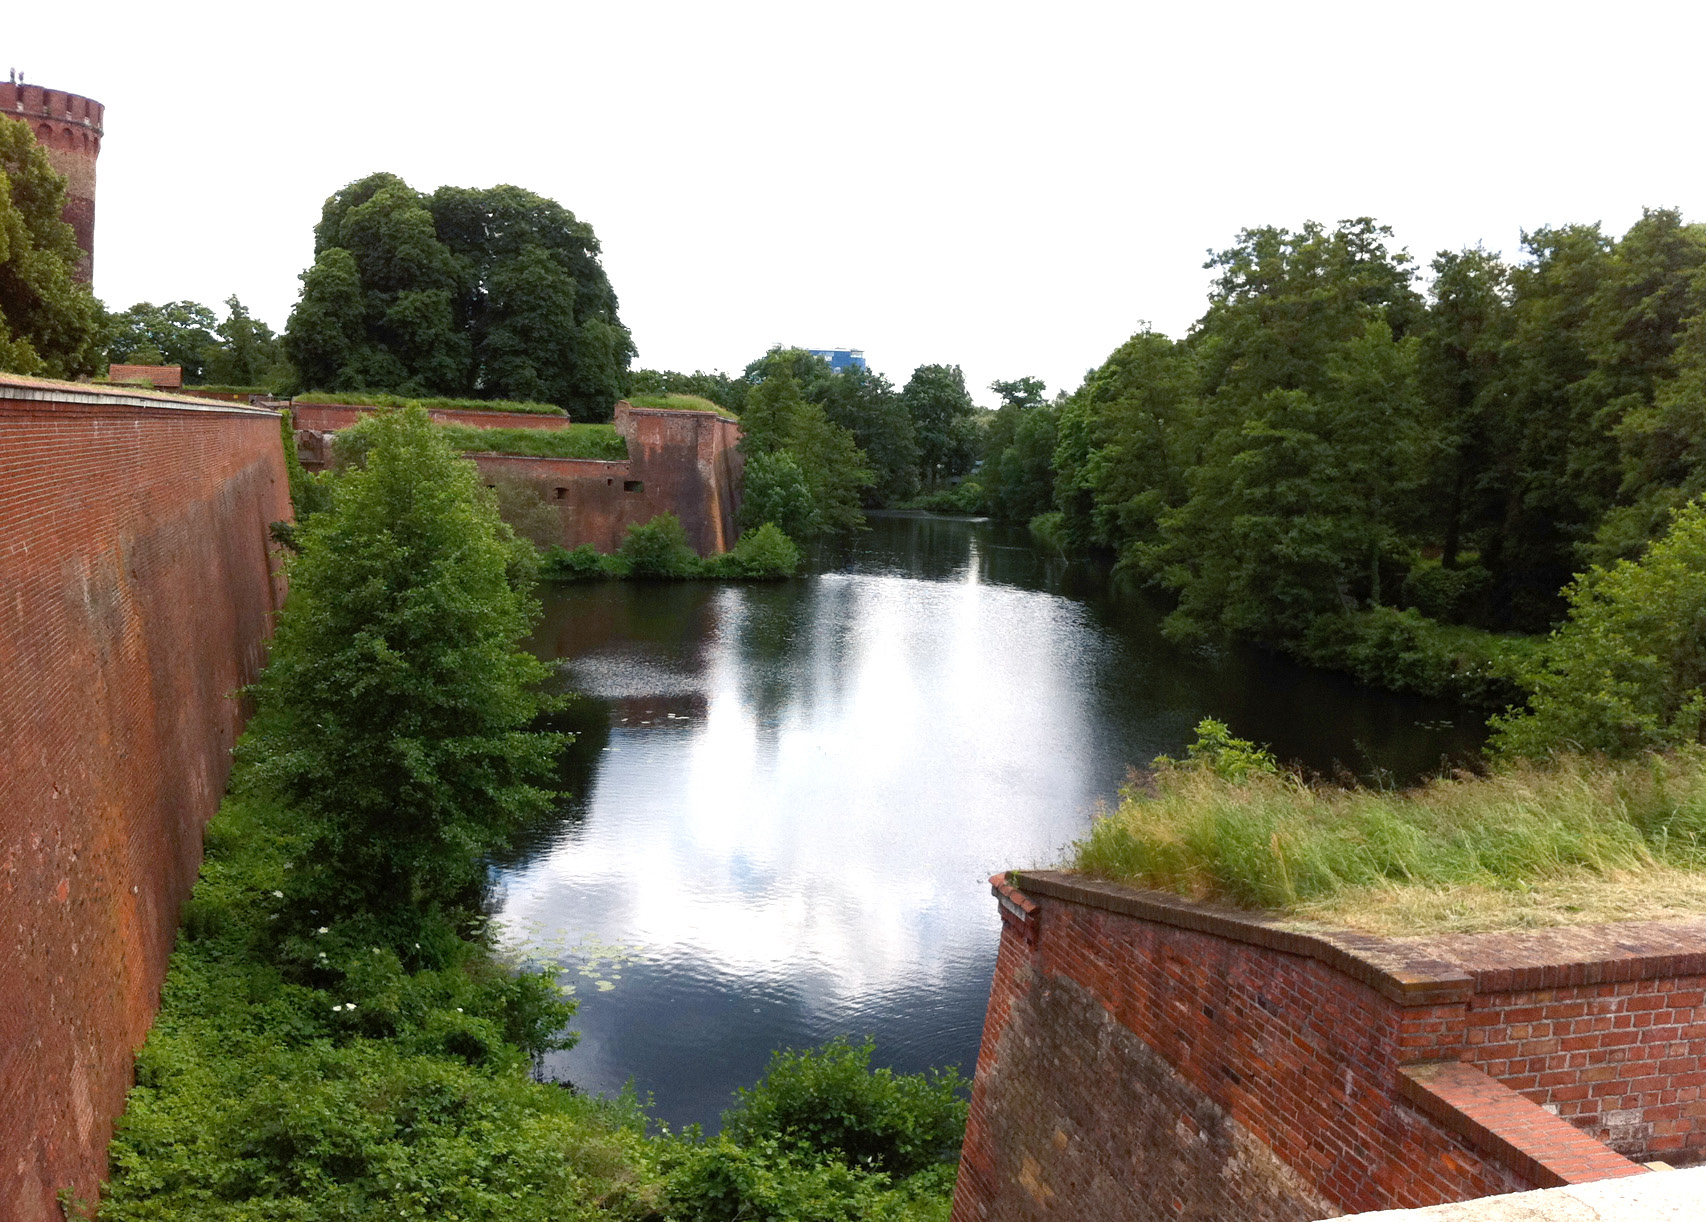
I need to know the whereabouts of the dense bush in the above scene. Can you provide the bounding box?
[900,482,985,514]
[1400,560,1493,624]
[1291,606,1533,707]
[540,518,798,583]
[722,1038,966,1178]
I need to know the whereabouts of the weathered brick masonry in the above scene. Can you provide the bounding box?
[953,872,1703,1221]
[0,82,103,281]
[294,400,744,556]
[0,376,290,1220]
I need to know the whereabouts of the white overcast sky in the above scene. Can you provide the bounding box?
[10,1,1706,404]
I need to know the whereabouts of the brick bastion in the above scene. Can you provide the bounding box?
[0,374,291,1219]
[952,870,1705,1221]
[291,400,744,556]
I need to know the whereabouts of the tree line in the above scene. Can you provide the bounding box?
[969,212,1706,656]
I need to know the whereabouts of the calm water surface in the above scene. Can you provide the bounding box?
[490,514,1483,1127]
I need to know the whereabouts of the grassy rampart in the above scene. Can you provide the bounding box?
[1071,729,1706,935]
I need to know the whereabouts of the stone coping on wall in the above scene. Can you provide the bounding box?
[1397,1062,1648,1188]
[0,371,282,416]
[1003,871,1706,1005]
[1326,1164,1704,1220]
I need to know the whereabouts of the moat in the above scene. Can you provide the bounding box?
[491,513,1484,1128]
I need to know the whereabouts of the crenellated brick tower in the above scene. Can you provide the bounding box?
[1,78,103,282]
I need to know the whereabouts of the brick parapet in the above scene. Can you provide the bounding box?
[1398,1062,1647,1188]
[952,871,1706,1222]
[0,373,290,1218]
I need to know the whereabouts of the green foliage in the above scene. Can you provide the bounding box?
[1492,499,1706,757]
[618,512,701,578]
[627,391,740,421]
[99,797,659,1222]
[899,482,985,515]
[277,409,332,525]
[1153,718,1277,783]
[542,520,798,583]
[489,476,564,551]
[1072,745,1706,926]
[708,524,801,579]
[1400,559,1493,624]
[297,391,567,416]
[0,118,100,377]
[286,174,634,420]
[238,407,563,914]
[901,364,979,488]
[739,361,873,536]
[721,1038,967,1179]
[740,450,818,541]
[627,368,747,414]
[1292,606,1534,707]
[435,422,629,461]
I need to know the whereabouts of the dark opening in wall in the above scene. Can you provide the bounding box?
[554,487,567,500]
[624,480,643,493]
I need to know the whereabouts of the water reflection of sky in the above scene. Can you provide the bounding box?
[492,515,1485,1128]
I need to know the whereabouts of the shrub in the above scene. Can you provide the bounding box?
[618,512,700,578]
[435,422,628,461]
[722,1037,967,1179]
[540,543,613,581]
[1292,606,1532,707]
[710,523,801,579]
[1400,559,1492,624]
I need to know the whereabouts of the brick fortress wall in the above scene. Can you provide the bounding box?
[0,376,291,1220]
[952,871,1704,1222]
[0,82,103,281]
[293,401,744,556]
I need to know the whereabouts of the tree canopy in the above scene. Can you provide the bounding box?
[239,407,563,912]
[0,118,100,377]
[286,174,634,419]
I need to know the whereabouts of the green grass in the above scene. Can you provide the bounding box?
[1070,747,1706,934]
[298,391,567,417]
[626,393,739,421]
[438,423,629,461]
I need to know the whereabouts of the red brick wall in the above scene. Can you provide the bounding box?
[0,380,290,1220]
[294,401,745,556]
[953,873,1699,1221]
[1,83,102,281]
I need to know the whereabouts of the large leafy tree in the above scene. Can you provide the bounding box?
[286,173,634,419]
[739,360,872,536]
[0,118,100,377]
[901,363,979,487]
[1147,220,1427,642]
[239,407,562,911]
[105,299,220,376]
[981,377,1057,522]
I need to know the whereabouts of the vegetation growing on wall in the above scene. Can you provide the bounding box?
[297,391,568,416]
[1070,720,1706,935]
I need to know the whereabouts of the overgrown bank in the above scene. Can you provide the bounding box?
[97,409,959,1220]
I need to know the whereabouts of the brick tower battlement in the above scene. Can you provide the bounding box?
[1,80,103,281]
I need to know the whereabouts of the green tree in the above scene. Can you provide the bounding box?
[740,449,817,540]
[203,296,289,387]
[902,363,980,487]
[982,377,1057,521]
[0,118,100,377]
[239,407,562,912]
[1491,498,1706,757]
[739,362,873,535]
[105,300,220,378]
[1052,328,1197,557]
[285,174,633,418]
[1149,221,1427,642]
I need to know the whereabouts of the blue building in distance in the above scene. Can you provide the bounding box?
[808,347,867,373]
